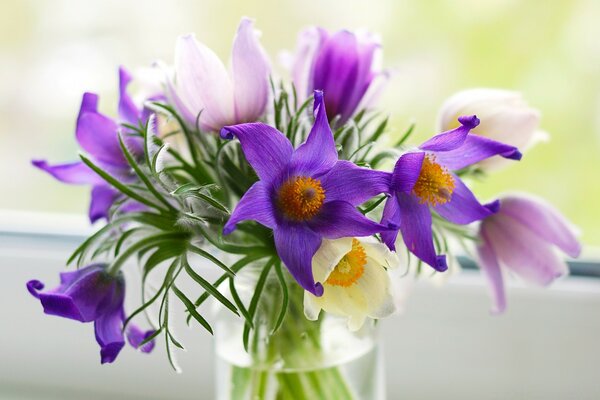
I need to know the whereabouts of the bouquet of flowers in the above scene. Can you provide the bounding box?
[28,17,581,399]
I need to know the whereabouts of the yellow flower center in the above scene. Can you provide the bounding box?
[413,154,455,206]
[326,239,367,287]
[277,176,325,221]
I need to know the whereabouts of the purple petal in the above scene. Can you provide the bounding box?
[220,123,292,184]
[433,134,522,171]
[500,196,581,258]
[289,91,338,176]
[433,175,497,225]
[380,194,401,251]
[35,265,116,322]
[477,232,506,314]
[482,215,568,286]
[291,27,326,100]
[391,151,425,193]
[76,112,125,167]
[26,280,44,299]
[419,115,479,152]
[274,224,324,296]
[89,185,120,223]
[78,92,99,118]
[308,200,389,239]
[118,66,140,126]
[396,193,447,272]
[95,307,126,364]
[231,18,270,123]
[319,160,391,205]
[126,324,156,353]
[32,160,102,185]
[223,181,276,235]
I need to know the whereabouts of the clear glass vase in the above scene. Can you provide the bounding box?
[214,263,385,400]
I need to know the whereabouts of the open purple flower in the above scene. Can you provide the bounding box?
[220,91,391,295]
[32,67,155,222]
[477,195,581,314]
[292,27,387,126]
[27,264,155,364]
[381,115,522,272]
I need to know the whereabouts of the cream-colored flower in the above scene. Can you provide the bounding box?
[437,88,546,171]
[304,237,401,331]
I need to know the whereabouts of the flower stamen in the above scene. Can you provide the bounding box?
[278,176,325,221]
[326,239,367,287]
[413,155,455,206]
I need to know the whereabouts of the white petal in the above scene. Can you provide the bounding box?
[231,17,271,123]
[174,34,234,131]
[303,293,322,321]
[356,259,397,319]
[291,27,324,101]
[311,237,353,283]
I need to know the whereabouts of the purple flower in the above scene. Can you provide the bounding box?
[292,27,387,126]
[381,115,522,272]
[166,17,271,132]
[32,67,153,222]
[27,264,156,364]
[477,195,581,314]
[220,91,391,295]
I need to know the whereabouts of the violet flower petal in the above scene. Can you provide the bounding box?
[419,115,480,152]
[433,174,498,224]
[231,17,270,123]
[89,185,121,223]
[308,200,390,239]
[118,66,140,126]
[76,112,126,167]
[500,196,581,258]
[477,232,506,314]
[95,308,126,364]
[274,224,324,296]
[32,160,102,185]
[391,151,425,193]
[319,160,391,205]
[432,134,522,171]
[380,194,401,251]
[396,192,448,271]
[483,216,568,286]
[289,91,337,176]
[220,123,293,184]
[126,324,156,353]
[223,181,276,235]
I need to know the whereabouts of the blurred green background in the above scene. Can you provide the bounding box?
[1,0,599,246]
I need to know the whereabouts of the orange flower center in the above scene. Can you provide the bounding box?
[413,154,455,206]
[326,239,367,287]
[277,176,325,221]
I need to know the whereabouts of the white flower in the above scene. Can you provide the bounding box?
[304,237,401,331]
[437,88,545,170]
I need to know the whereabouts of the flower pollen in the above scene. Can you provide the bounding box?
[413,154,455,206]
[326,239,367,287]
[278,176,325,221]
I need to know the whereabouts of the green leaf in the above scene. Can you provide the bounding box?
[395,122,415,147]
[243,257,275,352]
[188,244,236,277]
[182,254,239,316]
[271,260,289,334]
[172,285,213,334]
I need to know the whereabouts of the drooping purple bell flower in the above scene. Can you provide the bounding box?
[220,91,392,296]
[477,194,581,314]
[27,264,155,364]
[292,27,387,126]
[32,67,158,223]
[381,115,522,272]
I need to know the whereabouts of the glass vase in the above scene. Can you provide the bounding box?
[214,263,385,400]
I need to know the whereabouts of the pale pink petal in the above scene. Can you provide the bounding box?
[174,34,234,131]
[291,27,325,101]
[477,230,507,314]
[231,17,271,123]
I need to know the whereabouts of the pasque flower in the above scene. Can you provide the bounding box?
[292,27,386,126]
[437,89,543,170]
[304,236,400,331]
[166,17,270,132]
[477,194,581,314]
[27,264,155,364]
[32,67,154,222]
[381,115,522,272]
[221,91,391,295]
